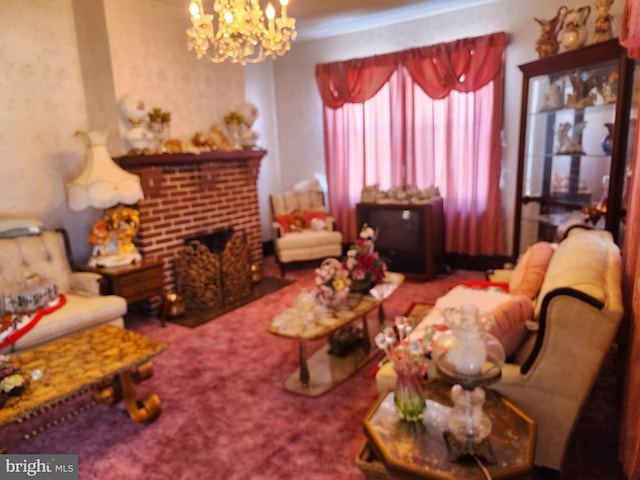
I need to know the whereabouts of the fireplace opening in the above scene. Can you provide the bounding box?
[185,228,234,254]
[174,228,252,311]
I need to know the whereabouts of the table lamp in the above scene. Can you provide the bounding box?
[67,130,144,268]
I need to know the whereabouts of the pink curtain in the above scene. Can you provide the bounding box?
[316,32,507,253]
[316,53,398,108]
[619,1,640,476]
[402,32,508,98]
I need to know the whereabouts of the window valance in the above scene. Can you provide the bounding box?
[316,32,508,107]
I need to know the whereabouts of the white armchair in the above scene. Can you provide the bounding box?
[270,185,343,277]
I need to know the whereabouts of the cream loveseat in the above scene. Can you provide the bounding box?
[0,228,127,353]
[270,180,343,277]
[376,226,623,471]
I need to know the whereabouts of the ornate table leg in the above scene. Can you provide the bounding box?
[361,315,371,352]
[298,340,310,387]
[95,361,162,423]
[378,304,385,324]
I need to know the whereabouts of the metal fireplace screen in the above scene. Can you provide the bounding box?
[174,229,252,310]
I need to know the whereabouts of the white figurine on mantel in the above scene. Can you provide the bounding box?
[237,102,260,148]
[118,94,154,153]
[224,102,260,149]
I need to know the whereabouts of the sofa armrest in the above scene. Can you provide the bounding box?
[271,221,285,238]
[69,271,103,295]
[325,215,337,231]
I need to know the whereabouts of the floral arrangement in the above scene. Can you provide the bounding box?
[0,354,26,406]
[343,224,386,292]
[374,317,429,377]
[314,258,351,307]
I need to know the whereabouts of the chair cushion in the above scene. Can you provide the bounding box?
[0,231,72,293]
[509,242,555,298]
[9,293,127,351]
[275,229,342,250]
[271,191,326,216]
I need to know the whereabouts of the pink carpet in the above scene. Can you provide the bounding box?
[5,258,623,479]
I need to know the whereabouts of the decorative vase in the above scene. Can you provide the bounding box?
[561,6,591,51]
[601,123,613,155]
[393,369,426,422]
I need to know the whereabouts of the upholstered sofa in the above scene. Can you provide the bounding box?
[0,228,127,353]
[376,226,623,470]
[270,182,343,276]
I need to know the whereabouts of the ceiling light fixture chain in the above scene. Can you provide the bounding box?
[186,0,296,65]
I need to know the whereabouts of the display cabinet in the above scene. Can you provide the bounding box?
[514,39,638,255]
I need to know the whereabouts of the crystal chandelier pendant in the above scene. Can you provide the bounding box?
[186,0,297,65]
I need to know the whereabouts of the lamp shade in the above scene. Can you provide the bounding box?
[67,130,144,211]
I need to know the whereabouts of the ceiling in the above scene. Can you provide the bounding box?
[169,0,494,41]
[290,0,494,40]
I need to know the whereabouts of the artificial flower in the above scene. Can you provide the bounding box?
[342,224,387,292]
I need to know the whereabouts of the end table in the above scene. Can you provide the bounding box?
[359,380,536,480]
[78,258,167,327]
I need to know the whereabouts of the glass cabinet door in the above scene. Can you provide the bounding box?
[515,39,638,256]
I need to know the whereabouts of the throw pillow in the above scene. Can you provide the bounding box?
[303,210,327,226]
[509,242,555,298]
[488,294,534,358]
[274,213,294,233]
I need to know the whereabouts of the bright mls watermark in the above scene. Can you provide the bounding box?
[0,455,78,479]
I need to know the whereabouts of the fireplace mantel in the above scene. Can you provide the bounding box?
[115,149,266,196]
[115,149,267,168]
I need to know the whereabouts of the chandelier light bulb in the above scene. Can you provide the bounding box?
[189,0,201,19]
[186,0,297,65]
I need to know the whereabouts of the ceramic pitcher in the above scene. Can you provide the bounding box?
[561,6,591,50]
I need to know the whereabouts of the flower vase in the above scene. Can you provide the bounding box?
[601,123,613,155]
[394,369,426,422]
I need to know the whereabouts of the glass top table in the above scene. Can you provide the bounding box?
[269,272,404,397]
[361,380,536,480]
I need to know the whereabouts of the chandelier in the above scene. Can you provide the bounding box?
[186,0,296,65]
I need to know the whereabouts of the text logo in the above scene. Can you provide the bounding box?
[0,455,78,479]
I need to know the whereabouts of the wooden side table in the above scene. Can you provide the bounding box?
[359,380,536,480]
[79,259,166,327]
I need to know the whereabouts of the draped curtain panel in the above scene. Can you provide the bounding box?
[619,1,640,476]
[316,32,507,254]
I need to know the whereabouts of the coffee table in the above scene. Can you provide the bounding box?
[0,324,166,450]
[269,272,404,397]
[359,380,536,479]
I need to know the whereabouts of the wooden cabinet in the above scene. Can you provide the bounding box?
[514,39,638,255]
[79,259,166,326]
[356,199,444,280]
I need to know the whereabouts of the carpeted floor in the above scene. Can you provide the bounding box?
[4,256,625,479]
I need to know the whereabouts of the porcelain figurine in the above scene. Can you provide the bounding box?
[593,0,615,43]
[555,121,587,154]
[534,6,567,58]
[561,6,591,50]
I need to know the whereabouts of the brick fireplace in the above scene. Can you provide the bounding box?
[117,150,266,293]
